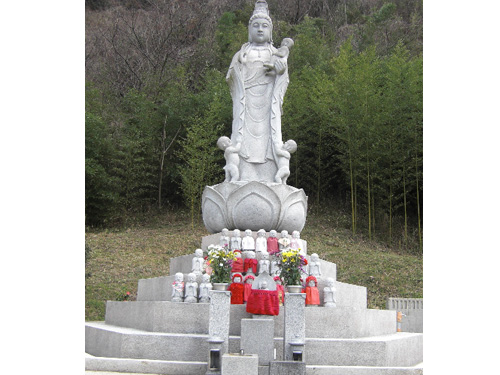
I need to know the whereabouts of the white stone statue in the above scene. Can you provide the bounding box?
[191,249,205,276]
[171,272,184,303]
[226,0,294,182]
[308,253,322,277]
[199,274,213,303]
[220,228,230,248]
[184,273,198,303]
[231,229,242,250]
[255,229,267,256]
[290,230,306,255]
[279,230,290,250]
[242,229,255,252]
[270,258,280,276]
[217,136,241,182]
[258,251,271,274]
[323,277,337,308]
[244,250,257,275]
[274,140,297,184]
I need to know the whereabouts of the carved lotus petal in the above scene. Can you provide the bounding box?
[202,181,308,234]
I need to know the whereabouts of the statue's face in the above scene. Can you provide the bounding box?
[246,278,253,284]
[261,281,268,289]
[195,249,203,257]
[308,280,316,287]
[234,277,241,283]
[249,17,271,44]
[270,230,276,237]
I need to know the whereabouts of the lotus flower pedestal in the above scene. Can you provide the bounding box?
[202,181,308,233]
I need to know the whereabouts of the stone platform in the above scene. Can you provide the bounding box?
[85,232,423,374]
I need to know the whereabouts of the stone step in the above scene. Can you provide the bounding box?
[85,353,207,374]
[105,301,394,338]
[86,322,422,367]
[306,363,423,375]
[305,333,423,367]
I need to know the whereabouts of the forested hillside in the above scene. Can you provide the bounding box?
[85,0,423,253]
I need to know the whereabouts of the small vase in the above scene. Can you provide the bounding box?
[287,285,303,293]
[213,283,229,291]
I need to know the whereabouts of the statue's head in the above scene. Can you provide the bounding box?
[247,251,255,259]
[233,229,241,237]
[245,274,255,284]
[311,253,319,261]
[195,248,203,258]
[326,277,335,288]
[262,252,269,260]
[270,229,277,237]
[232,273,243,283]
[245,229,252,237]
[258,229,266,237]
[284,140,297,153]
[202,274,211,283]
[281,37,294,49]
[260,280,268,289]
[217,136,231,150]
[248,0,272,44]
[306,275,317,287]
[292,230,300,239]
[175,272,183,282]
[281,230,289,238]
[222,228,229,236]
[187,273,196,282]
[234,250,242,258]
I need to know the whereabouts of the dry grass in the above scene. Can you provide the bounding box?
[85,208,422,321]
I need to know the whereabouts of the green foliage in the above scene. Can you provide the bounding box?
[85,5,422,251]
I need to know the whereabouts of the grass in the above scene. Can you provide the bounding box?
[85,208,422,321]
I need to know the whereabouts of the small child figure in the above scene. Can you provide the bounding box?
[274,140,297,184]
[184,272,198,303]
[242,229,256,253]
[303,275,320,306]
[243,274,255,303]
[171,272,184,303]
[274,276,285,306]
[258,251,271,274]
[267,229,279,255]
[264,37,294,74]
[192,249,205,276]
[323,277,337,308]
[290,230,305,255]
[230,229,242,251]
[220,228,230,248]
[217,136,241,182]
[198,274,213,303]
[244,251,258,275]
[229,273,245,304]
[308,253,322,277]
[231,250,244,275]
[255,229,267,256]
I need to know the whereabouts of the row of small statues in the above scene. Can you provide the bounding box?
[191,246,322,278]
[218,228,306,255]
[171,272,337,308]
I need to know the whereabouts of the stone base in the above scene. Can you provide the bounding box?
[270,361,306,375]
[222,353,258,375]
[202,181,308,233]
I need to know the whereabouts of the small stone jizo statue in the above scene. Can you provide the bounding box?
[171,272,184,303]
[323,277,337,308]
[184,273,198,303]
[198,274,212,303]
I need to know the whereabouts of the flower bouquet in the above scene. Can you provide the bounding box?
[276,249,307,287]
[206,244,236,284]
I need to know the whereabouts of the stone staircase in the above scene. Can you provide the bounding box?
[85,233,423,374]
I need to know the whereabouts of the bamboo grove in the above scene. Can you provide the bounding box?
[85,0,423,253]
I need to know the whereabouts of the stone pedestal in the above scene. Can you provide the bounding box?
[222,353,258,375]
[269,361,306,375]
[206,290,231,375]
[283,292,306,362]
[202,181,308,233]
[241,317,275,366]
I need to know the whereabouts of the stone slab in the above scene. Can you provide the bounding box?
[305,363,423,375]
[85,353,208,374]
[283,293,306,361]
[241,318,275,365]
[222,353,258,375]
[270,361,306,375]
